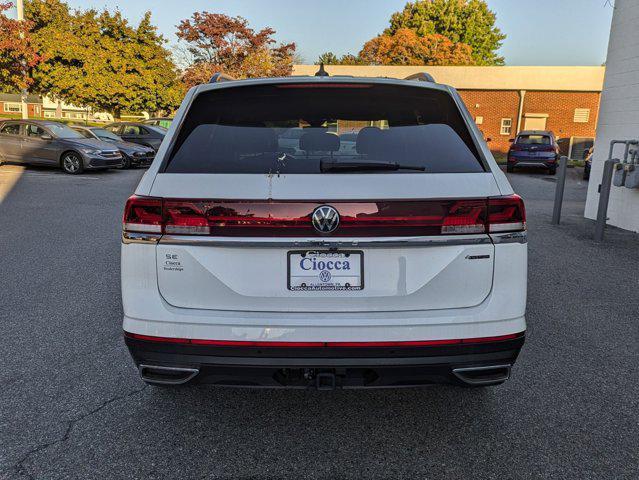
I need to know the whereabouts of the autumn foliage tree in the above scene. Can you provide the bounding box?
[359,28,473,66]
[25,0,183,117]
[386,0,505,65]
[0,1,42,91]
[176,13,296,87]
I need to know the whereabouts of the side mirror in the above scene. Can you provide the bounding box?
[40,134,53,140]
[508,138,515,143]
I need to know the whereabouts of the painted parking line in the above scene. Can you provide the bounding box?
[0,168,100,180]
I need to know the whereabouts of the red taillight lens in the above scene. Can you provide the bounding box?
[123,195,163,233]
[441,200,487,234]
[164,200,211,234]
[122,197,526,236]
[487,194,526,233]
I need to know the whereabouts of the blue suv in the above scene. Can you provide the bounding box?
[507,130,559,175]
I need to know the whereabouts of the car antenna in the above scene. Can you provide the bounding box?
[314,63,329,77]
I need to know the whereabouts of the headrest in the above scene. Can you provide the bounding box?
[234,127,277,153]
[299,130,340,152]
[356,127,383,154]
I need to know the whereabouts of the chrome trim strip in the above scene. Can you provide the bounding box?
[122,232,162,244]
[158,234,492,248]
[489,231,527,244]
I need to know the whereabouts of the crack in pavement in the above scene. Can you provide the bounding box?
[6,384,148,480]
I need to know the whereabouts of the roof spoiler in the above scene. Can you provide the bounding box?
[209,72,237,83]
[404,72,436,83]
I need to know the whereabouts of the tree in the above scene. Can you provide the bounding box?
[386,0,505,65]
[176,12,295,87]
[316,51,368,66]
[88,10,184,117]
[359,28,473,66]
[25,0,183,117]
[0,1,42,91]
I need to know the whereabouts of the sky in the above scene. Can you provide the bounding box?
[53,0,615,66]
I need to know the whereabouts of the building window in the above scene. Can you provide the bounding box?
[4,102,22,113]
[475,116,484,125]
[44,111,56,118]
[34,106,41,115]
[500,118,512,135]
[574,108,590,123]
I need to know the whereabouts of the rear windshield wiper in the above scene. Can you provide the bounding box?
[320,160,426,173]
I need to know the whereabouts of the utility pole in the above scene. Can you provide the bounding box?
[16,0,29,120]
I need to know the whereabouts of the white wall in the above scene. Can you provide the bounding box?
[293,65,605,92]
[584,0,639,232]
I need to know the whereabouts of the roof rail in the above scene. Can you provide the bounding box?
[209,72,237,83]
[404,72,436,83]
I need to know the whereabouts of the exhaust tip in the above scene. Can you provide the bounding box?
[139,364,199,385]
[452,364,511,386]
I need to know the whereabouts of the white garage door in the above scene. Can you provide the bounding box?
[524,115,548,130]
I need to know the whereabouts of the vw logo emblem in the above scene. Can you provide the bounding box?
[312,205,340,234]
[319,270,332,282]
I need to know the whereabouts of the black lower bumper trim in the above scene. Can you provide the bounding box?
[125,334,525,389]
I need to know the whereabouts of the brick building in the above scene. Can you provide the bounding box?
[292,65,605,158]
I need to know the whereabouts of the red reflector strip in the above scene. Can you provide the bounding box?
[124,332,524,347]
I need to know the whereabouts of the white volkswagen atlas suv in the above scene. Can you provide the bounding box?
[121,71,527,389]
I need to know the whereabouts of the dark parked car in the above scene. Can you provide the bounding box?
[71,126,155,169]
[144,117,173,129]
[507,130,560,175]
[0,120,122,174]
[104,122,166,151]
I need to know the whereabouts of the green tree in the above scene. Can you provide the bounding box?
[0,1,42,91]
[177,13,296,88]
[386,0,505,65]
[25,0,183,117]
[316,52,339,65]
[316,51,368,65]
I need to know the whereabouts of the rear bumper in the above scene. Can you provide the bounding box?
[507,155,558,168]
[125,332,525,388]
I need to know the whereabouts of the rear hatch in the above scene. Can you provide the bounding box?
[128,81,522,313]
[511,133,556,159]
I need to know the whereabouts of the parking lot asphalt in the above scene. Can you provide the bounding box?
[0,164,637,480]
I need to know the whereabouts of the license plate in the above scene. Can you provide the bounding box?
[287,250,363,291]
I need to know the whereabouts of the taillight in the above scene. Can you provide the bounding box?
[441,200,486,234]
[164,200,211,235]
[487,195,526,233]
[123,196,163,233]
[122,197,526,236]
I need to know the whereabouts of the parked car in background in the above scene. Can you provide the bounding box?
[0,120,122,174]
[507,130,560,175]
[122,74,527,390]
[583,146,593,180]
[104,122,166,151]
[144,117,173,129]
[71,126,155,169]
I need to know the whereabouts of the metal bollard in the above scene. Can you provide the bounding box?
[594,159,619,241]
[551,156,569,225]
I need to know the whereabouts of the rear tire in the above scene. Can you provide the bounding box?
[548,167,557,175]
[61,151,84,175]
[506,165,514,173]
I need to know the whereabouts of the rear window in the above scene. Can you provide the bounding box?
[516,134,551,145]
[165,83,484,174]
